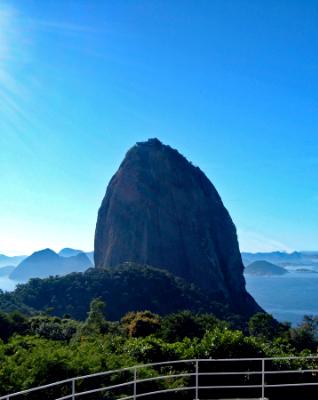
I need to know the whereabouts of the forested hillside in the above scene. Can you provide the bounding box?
[0,263,237,322]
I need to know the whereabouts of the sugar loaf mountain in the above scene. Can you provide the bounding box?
[0,139,261,321]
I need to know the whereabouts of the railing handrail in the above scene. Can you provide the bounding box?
[1,355,318,400]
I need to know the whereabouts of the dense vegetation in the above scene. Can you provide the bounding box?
[0,263,238,322]
[0,264,318,399]
[0,298,318,399]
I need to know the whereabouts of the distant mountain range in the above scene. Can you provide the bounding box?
[10,249,93,281]
[58,248,83,257]
[0,248,93,282]
[58,248,94,263]
[0,254,27,268]
[241,251,318,267]
[1,249,317,283]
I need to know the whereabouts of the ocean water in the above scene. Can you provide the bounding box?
[245,269,318,325]
[0,270,317,325]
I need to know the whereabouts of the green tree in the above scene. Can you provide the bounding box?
[199,327,264,359]
[0,311,12,341]
[29,315,79,341]
[160,311,222,342]
[248,313,278,340]
[80,298,108,336]
[0,311,28,341]
[121,311,161,337]
[290,315,318,351]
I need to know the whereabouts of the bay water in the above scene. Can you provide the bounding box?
[245,269,318,325]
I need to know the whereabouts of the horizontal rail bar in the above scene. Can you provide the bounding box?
[198,371,263,376]
[136,372,195,384]
[199,384,262,389]
[265,368,318,375]
[134,386,196,399]
[197,355,318,362]
[265,382,318,388]
[199,368,318,376]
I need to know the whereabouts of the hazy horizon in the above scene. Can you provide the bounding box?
[1,1,317,255]
[3,245,318,259]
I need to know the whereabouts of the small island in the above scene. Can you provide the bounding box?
[245,260,288,276]
[295,268,318,273]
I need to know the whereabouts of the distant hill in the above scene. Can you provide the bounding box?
[295,268,318,273]
[0,265,16,277]
[10,249,92,281]
[241,251,318,267]
[245,260,288,276]
[0,254,26,268]
[0,263,240,322]
[300,251,318,256]
[58,248,83,257]
[59,248,94,265]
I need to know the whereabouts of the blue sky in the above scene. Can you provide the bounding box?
[0,0,317,255]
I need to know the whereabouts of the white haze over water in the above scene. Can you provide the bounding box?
[0,276,18,292]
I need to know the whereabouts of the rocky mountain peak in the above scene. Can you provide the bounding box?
[94,139,261,317]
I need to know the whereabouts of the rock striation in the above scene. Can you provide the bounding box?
[94,138,261,317]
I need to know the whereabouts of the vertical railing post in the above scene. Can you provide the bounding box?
[72,378,75,400]
[133,367,137,400]
[261,358,265,400]
[195,359,199,400]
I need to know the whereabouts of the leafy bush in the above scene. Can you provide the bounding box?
[121,311,161,337]
[159,311,223,342]
[248,312,279,339]
[28,315,79,341]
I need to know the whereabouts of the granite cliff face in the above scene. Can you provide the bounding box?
[94,138,261,316]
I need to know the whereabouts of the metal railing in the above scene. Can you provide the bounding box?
[1,356,318,400]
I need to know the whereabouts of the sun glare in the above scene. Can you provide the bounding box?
[0,2,34,140]
[0,3,15,73]
[0,3,18,103]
